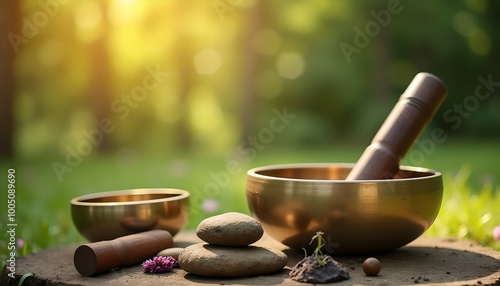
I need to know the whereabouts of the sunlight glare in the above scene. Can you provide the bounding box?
[108,0,142,24]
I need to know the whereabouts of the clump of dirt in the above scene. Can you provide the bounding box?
[289,255,350,283]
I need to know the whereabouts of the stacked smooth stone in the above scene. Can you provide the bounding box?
[178,212,288,277]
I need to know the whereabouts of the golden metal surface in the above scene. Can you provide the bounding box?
[71,188,189,242]
[246,163,442,255]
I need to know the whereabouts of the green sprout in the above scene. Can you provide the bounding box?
[303,231,329,267]
[18,272,35,286]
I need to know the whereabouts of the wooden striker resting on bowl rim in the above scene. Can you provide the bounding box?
[346,72,447,180]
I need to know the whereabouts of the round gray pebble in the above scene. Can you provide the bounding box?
[196,212,264,246]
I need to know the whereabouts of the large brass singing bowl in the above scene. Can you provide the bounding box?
[71,188,189,242]
[246,163,442,255]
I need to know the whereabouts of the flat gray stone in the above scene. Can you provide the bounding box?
[178,243,288,277]
[196,212,264,246]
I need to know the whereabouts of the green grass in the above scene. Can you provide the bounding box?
[0,140,499,266]
[426,166,500,249]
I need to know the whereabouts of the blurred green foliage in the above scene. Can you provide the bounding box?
[3,0,499,159]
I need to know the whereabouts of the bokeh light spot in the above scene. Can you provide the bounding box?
[468,29,491,56]
[452,12,477,37]
[194,48,222,75]
[108,0,142,24]
[465,0,488,13]
[202,199,219,213]
[277,52,304,79]
[75,1,102,30]
[279,3,318,33]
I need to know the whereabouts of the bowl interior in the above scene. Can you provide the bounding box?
[76,193,182,203]
[252,164,436,181]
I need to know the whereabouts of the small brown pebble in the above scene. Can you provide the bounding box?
[362,257,381,276]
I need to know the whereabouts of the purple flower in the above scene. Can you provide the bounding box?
[493,226,500,241]
[142,256,176,273]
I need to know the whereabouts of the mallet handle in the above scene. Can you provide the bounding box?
[74,230,173,276]
[346,73,447,180]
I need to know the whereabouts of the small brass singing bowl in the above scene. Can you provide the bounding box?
[246,163,442,255]
[71,188,189,242]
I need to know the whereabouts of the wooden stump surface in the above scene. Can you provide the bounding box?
[1,232,499,286]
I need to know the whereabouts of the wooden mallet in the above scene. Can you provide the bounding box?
[346,72,447,180]
[74,230,173,276]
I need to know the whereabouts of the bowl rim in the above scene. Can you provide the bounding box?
[70,188,190,206]
[247,163,441,183]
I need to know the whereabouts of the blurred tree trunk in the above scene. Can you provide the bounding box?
[175,2,193,151]
[0,1,20,158]
[239,1,266,142]
[372,5,391,100]
[90,1,112,151]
